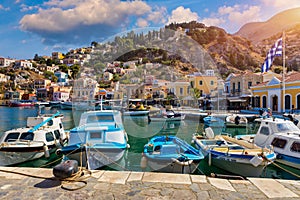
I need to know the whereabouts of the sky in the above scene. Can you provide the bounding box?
[1,0,300,60]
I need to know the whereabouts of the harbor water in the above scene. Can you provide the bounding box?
[0,106,298,180]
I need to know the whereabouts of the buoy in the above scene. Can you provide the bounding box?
[43,144,50,158]
[140,154,148,169]
[208,152,212,166]
[56,149,62,156]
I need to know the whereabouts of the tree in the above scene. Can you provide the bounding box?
[70,64,80,79]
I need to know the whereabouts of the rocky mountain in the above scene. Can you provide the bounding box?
[236,7,300,44]
[91,8,300,79]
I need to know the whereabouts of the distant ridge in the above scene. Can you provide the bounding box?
[235,7,300,44]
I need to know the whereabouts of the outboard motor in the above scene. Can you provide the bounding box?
[234,115,241,125]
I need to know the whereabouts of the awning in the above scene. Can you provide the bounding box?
[229,99,247,102]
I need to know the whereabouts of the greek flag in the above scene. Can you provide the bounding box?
[261,38,283,73]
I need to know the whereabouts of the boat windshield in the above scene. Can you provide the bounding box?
[106,131,125,144]
[87,115,114,123]
[276,123,299,132]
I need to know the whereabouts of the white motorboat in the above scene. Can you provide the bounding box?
[225,114,248,127]
[150,110,185,122]
[0,112,68,166]
[237,117,300,170]
[58,110,130,170]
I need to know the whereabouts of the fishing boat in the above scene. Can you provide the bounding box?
[60,101,73,110]
[123,109,149,116]
[150,110,185,122]
[225,114,248,127]
[192,127,276,177]
[57,110,129,170]
[0,112,68,166]
[9,100,35,107]
[49,101,61,108]
[236,117,300,171]
[141,135,204,174]
[203,115,224,127]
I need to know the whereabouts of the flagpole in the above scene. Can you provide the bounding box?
[282,31,286,113]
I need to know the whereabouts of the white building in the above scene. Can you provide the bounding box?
[53,91,70,101]
[72,77,99,101]
[0,57,15,67]
[0,73,10,82]
[14,60,33,70]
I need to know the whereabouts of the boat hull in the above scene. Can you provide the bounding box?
[0,145,57,166]
[276,154,300,170]
[146,157,200,174]
[208,154,267,177]
[60,145,126,170]
[123,110,149,116]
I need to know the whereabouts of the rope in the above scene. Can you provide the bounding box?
[0,166,91,191]
[261,154,300,179]
[271,161,300,179]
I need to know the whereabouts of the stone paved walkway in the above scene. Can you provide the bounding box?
[0,167,299,199]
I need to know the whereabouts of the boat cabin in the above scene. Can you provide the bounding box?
[253,118,300,158]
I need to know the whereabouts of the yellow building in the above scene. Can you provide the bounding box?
[190,74,217,97]
[251,71,300,112]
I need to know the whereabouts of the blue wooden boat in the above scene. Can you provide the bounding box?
[203,115,224,127]
[141,135,204,174]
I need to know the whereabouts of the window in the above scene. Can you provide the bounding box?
[259,127,269,136]
[285,95,291,110]
[87,115,114,123]
[90,132,102,139]
[271,138,287,149]
[46,132,55,142]
[248,82,252,89]
[210,80,214,85]
[199,80,203,85]
[233,83,236,92]
[4,132,20,142]
[20,132,34,141]
[291,142,300,153]
[262,96,267,108]
[54,130,61,139]
[180,88,183,95]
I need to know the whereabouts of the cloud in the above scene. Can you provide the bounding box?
[261,0,300,9]
[137,18,149,27]
[0,4,10,11]
[200,5,261,33]
[201,18,224,27]
[19,0,164,45]
[167,6,199,24]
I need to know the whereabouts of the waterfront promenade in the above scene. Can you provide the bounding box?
[0,167,299,199]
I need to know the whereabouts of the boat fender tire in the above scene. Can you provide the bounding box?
[171,158,193,166]
[43,144,50,158]
[60,138,68,146]
[56,149,62,156]
[53,160,79,179]
[140,154,148,169]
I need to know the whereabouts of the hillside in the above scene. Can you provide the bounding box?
[236,7,300,44]
[165,23,264,75]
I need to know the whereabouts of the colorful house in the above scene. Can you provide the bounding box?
[251,71,300,112]
[189,71,218,97]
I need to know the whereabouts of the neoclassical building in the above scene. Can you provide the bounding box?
[251,71,300,112]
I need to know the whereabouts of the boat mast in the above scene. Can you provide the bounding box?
[282,31,286,113]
